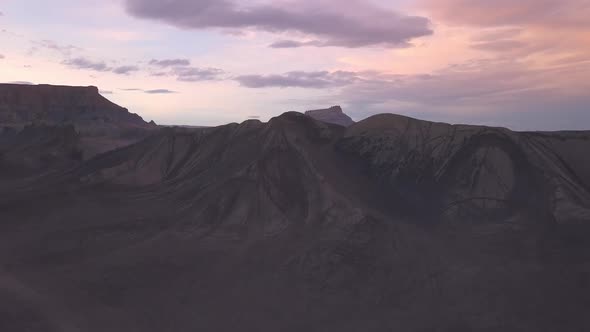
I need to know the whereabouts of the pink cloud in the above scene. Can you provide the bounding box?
[418,0,590,64]
[422,0,590,28]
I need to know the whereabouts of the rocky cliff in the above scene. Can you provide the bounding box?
[0,84,153,133]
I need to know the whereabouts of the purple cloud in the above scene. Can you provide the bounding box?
[173,67,224,82]
[62,57,111,72]
[149,58,191,67]
[144,89,177,94]
[235,71,360,88]
[113,65,140,75]
[119,88,178,94]
[124,0,432,48]
[32,39,81,56]
[424,0,590,28]
[269,40,323,48]
[0,54,4,59]
[62,57,143,75]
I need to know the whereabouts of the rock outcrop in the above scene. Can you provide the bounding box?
[305,106,355,127]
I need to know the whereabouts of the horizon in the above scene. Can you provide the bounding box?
[1,0,589,130]
[5,81,589,133]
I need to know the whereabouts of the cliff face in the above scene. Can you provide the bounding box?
[0,84,154,134]
[0,84,158,161]
[305,106,355,127]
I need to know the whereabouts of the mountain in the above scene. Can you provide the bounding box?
[0,84,152,134]
[1,109,590,331]
[338,114,590,224]
[67,112,590,224]
[305,105,355,127]
[0,84,158,163]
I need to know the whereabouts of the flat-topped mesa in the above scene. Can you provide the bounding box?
[0,83,154,132]
[0,83,159,160]
[305,105,355,127]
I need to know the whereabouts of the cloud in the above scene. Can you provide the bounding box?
[471,40,527,52]
[335,58,590,130]
[235,70,360,88]
[31,39,81,56]
[149,58,191,67]
[100,90,114,95]
[30,40,139,76]
[423,0,590,28]
[62,57,142,75]
[124,0,432,48]
[113,65,140,75]
[62,57,111,72]
[173,67,224,81]
[147,62,224,81]
[421,0,590,64]
[0,54,4,59]
[269,40,323,48]
[119,88,177,94]
[144,89,177,94]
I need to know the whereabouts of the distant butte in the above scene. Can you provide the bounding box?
[305,105,355,127]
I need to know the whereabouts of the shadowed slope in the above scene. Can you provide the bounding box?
[338,113,590,224]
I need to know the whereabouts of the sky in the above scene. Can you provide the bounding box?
[1,0,589,130]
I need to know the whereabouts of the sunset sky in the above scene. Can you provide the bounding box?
[1,0,589,129]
